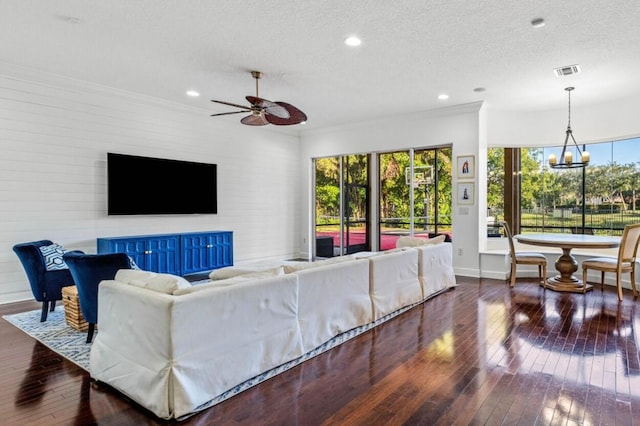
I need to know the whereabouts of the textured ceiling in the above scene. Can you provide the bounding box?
[2,0,640,131]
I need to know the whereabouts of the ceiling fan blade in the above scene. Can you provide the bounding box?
[265,102,308,125]
[210,110,247,117]
[210,71,307,126]
[210,99,252,111]
[246,96,289,119]
[240,113,269,126]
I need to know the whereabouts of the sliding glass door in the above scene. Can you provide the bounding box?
[314,154,370,257]
[379,147,452,249]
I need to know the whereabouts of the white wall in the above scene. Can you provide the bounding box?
[487,95,640,147]
[0,65,301,304]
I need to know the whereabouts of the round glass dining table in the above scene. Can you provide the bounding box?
[514,233,620,293]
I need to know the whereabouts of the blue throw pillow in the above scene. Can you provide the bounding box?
[39,243,68,271]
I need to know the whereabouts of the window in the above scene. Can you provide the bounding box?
[314,146,453,255]
[379,147,452,249]
[488,137,640,236]
[314,154,369,256]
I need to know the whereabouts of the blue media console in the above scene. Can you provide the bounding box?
[97,231,233,276]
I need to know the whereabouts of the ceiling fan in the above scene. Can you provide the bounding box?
[210,71,307,126]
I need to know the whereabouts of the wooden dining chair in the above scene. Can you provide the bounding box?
[581,223,640,301]
[500,221,548,288]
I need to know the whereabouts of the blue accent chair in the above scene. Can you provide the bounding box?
[12,240,78,322]
[63,251,132,343]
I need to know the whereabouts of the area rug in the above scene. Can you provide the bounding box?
[2,307,91,371]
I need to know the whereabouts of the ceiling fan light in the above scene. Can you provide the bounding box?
[241,113,268,126]
[548,87,590,169]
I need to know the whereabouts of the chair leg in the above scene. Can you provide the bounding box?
[631,268,638,297]
[617,272,624,301]
[510,263,516,287]
[601,271,605,291]
[50,300,56,312]
[40,301,49,322]
[542,263,547,289]
[538,265,544,287]
[582,267,588,293]
[86,323,96,344]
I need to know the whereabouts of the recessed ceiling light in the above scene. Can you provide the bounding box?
[186,90,200,97]
[438,94,449,100]
[531,18,545,28]
[344,36,362,47]
[473,87,486,93]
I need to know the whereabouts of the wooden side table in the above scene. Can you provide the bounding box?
[61,285,89,332]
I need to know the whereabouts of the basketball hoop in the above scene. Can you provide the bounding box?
[405,166,433,186]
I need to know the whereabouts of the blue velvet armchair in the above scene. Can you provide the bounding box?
[63,251,133,343]
[13,240,78,322]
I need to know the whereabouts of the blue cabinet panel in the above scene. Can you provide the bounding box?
[98,231,232,276]
[145,236,181,275]
[180,231,233,275]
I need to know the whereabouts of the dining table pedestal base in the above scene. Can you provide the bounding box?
[545,277,592,293]
[544,248,592,293]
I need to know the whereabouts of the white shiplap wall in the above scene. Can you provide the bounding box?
[0,67,301,304]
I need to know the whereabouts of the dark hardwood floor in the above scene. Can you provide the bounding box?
[2,276,640,425]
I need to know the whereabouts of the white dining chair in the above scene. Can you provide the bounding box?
[500,221,548,288]
[581,223,640,301]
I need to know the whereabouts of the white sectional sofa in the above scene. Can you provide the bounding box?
[90,241,456,420]
[362,248,423,320]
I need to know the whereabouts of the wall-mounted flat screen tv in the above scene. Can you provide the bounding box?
[107,152,217,215]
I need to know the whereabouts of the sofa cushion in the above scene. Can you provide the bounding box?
[396,235,445,248]
[282,255,356,274]
[175,269,285,295]
[39,243,69,271]
[114,269,191,294]
[353,247,410,259]
[145,274,191,294]
[115,269,156,283]
[209,265,283,280]
[423,234,446,245]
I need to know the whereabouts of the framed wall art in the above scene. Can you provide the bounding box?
[456,155,475,179]
[457,182,474,205]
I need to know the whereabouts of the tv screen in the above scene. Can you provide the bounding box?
[107,153,217,215]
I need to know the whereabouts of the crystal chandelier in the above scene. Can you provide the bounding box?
[548,87,590,169]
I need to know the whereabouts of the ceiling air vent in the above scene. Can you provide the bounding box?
[554,64,581,77]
